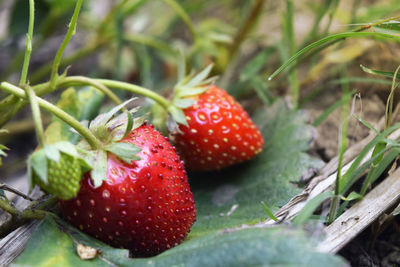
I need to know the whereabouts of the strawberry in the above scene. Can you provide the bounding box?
[167,65,264,171]
[59,103,196,257]
[173,85,264,171]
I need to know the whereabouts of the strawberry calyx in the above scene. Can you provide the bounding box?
[168,64,217,130]
[76,98,145,188]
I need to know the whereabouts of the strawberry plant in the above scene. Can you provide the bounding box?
[2,0,400,266]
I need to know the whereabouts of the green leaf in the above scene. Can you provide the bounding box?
[360,64,400,80]
[261,201,279,222]
[269,32,400,81]
[44,87,104,144]
[292,191,334,225]
[373,21,400,36]
[90,150,107,188]
[341,191,362,201]
[105,143,141,164]
[14,215,347,267]
[29,150,48,184]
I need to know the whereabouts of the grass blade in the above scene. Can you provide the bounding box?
[292,191,334,225]
[268,32,400,81]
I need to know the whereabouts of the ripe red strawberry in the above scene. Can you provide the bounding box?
[59,118,196,256]
[173,85,264,171]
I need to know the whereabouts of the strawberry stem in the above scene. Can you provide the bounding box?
[94,79,172,110]
[19,0,35,86]
[25,85,46,148]
[59,76,123,105]
[49,0,83,90]
[19,0,46,148]
[0,82,103,150]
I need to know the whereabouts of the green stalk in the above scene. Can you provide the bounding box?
[19,0,35,86]
[25,85,45,147]
[59,76,123,105]
[328,89,350,223]
[0,77,168,128]
[0,199,19,216]
[0,76,123,128]
[0,82,102,150]
[49,0,83,89]
[94,79,171,110]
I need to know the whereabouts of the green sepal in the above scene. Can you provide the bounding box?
[123,111,134,139]
[44,145,61,163]
[168,106,188,126]
[43,141,79,164]
[170,64,217,126]
[86,98,145,145]
[76,147,95,171]
[173,98,196,109]
[175,64,213,90]
[89,98,137,139]
[29,149,48,184]
[90,150,107,188]
[105,143,141,164]
[53,141,79,158]
[106,107,144,141]
[174,85,211,98]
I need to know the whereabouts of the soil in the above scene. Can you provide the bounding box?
[340,216,400,267]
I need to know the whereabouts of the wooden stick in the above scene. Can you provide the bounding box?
[317,167,400,253]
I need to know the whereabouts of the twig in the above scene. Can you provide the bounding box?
[0,183,34,201]
[0,195,56,238]
[318,167,400,253]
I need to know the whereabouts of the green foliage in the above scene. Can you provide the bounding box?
[44,87,104,144]
[13,214,347,266]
